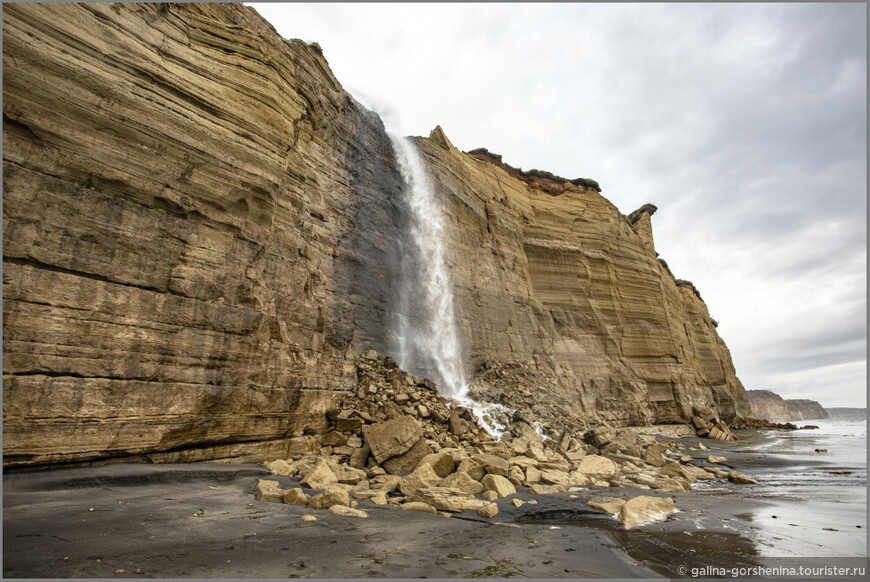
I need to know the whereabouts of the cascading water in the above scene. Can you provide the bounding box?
[387,133,517,438]
[388,133,468,401]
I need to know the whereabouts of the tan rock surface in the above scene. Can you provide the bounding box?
[618,495,677,529]
[3,2,752,468]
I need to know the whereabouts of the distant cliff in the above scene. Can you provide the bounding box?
[747,390,828,422]
[3,2,750,467]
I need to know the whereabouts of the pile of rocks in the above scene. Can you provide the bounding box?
[690,405,738,440]
[255,354,759,525]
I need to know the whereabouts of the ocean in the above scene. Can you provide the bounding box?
[734,416,867,558]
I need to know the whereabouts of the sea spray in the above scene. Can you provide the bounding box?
[388,133,516,438]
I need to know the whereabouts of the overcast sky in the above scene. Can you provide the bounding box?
[250,2,867,408]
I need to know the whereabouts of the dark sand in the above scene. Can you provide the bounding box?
[4,429,867,578]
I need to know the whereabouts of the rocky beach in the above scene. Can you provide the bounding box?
[2,3,866,579]
[5,417,866,578]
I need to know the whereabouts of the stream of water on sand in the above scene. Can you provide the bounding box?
[388,134,515,437]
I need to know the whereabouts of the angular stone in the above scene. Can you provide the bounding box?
[418,452,455,478]
[300,459,338,490]
[587,496,626,515]
[349,444,371,469]
[363,416,424,464]
[283,488,308,505]
[540,469,572,487]
[256,479,284,502]
[644,447,666,467]
[482,490,498,501]
[507,465,525,486]
[472,454,509,477]
[266,459,294,476]
[478,503,499,518]
[321,431,348,447]
[456,458,486,481]
[511,498,524,508]
[332,464,367,485]
[618,495,676,530]
[577,455,618,479]
[308,486,350,510]
[448,411,465,436]
[398,462,442,497]
[409,487,488,512]
[440,471,484,495]
[706,455,727,464]
[529,483,566,495]
[336,418,363,433]
[329,505,369,518]
[727,471,758,485]
[524,466,542,485]
[382,437,433,475]
[480,474,516,498]
[401,501,438,514]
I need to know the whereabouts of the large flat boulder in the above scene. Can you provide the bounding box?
[618,495,676,529]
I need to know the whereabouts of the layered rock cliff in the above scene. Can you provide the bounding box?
[3,2,750,468]
[746,390,828,422]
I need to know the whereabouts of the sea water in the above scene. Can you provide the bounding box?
[741,416,867,557]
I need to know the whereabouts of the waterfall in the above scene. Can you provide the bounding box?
[386,133,519,439]
[388,133,468,401]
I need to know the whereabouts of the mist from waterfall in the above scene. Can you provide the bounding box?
[388,133,468,402]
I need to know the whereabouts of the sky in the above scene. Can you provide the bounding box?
[249,2,867,408]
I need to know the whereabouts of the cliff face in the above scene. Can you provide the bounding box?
[3,3,749,468]
[747,390,828,422]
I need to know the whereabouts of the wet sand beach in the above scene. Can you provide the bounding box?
[4,424,867,578]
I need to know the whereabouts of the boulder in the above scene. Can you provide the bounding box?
[283,488,308,505]
[456,458,486,481]
[448,411,465,436]
[587,496,626,515]
[401,501,438,514]
[727,471,758,485]
[478,503,499,518]
[256,479,284,502]
[540,469,572,487]
[578,455,618,479]
[706,455,727,464]
[408,487,488,512]
[308,486,350,510]
[472,454,509,477]
[321,431,348,447]
[482,490,499,501]
[480,474,516,498]
[382,437,433,475]
[266,459,294,476]
[349,445,371,469]
[644,447,666,467]
[332,464,367,485]
[618,495,676,530]
[529,483,566,495]
[418,452,455,478]
[511,498,524,508]
[300,459,339,490]
[329,505,369,518]
[507,466,526,486]
[336,418,363,433]
[398,462,442,497]
[508,455,538,469]
[363,416,424,464]
[440,471,484,495]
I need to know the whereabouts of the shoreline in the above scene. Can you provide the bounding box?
[4,426,866,578]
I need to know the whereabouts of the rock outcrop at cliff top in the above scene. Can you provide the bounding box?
[747,390,828,423]
[2,3,751,468]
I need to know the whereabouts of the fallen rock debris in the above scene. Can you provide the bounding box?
[253,352,756,527]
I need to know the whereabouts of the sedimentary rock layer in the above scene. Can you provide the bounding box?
[746,390,828,422]
[4,2,750,468]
